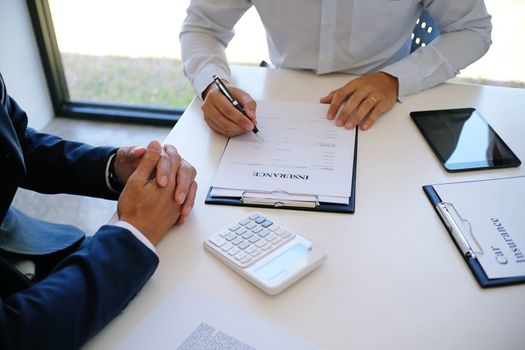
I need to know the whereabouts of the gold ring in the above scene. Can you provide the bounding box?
[369,95,378,107]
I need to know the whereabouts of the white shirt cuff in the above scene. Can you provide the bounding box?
[105,153,121,194]
[112,220,157,255]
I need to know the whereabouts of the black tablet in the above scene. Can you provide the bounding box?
[410,108,521,172]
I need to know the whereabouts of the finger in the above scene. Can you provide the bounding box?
[206,113,245,137]
[337,89,370,128]
[154,147,171,187]
[239,94,257,124]
[327,85,356,121]
[319,91,335,105]
[127,146,146,159]
[203,97,247,136]
[165,144,181,190]
[345,95,376,129]
[174,159,196,204]
[181,181,198,218]
[213,91,254,131]
[361,100,389,130]
[130,141,162,184]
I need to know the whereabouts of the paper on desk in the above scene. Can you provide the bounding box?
[113,283,323,350]
[433,177,525,279]
[211,100,355,202]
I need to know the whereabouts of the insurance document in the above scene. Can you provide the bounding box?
[210,100,356,204]
[432,176,525,279]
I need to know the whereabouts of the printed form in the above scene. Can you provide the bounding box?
[211,100,356,204]
[433,177,525,279]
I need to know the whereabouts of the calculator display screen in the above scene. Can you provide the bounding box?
[253,243,310,285]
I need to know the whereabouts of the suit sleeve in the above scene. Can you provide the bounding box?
[0,225,159,350]
[7,94,118,199]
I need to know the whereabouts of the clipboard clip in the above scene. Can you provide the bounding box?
[436,202,484,259]
[241,190,320,208]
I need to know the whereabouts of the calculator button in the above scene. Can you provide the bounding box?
[225,233,237,241]
[221,243,233,252]
[261,242,272,251]
[205,213,301,269]
[209,236,226,247]
[265,233,276,241]
[232,237,243,245]
[280,231,292,238]
[238,241,250,250]
[275,228,286,235]
[228,247,240,256]
[242,231,254,239]
[229,224,241,231]
[261,219,273,228]
[248,235,260,244]
[258,229,270,237]
[235,252,246,260]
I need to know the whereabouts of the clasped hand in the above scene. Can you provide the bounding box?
[115,141,197,245]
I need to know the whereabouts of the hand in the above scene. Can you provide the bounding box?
[163,144,198,224]
[320,72,399,131]
[117,141,197,245]
[113,146,168,187]
[113,144,197,208]
[201,80,257,137]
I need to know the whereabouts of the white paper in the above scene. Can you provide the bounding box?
[433,176,525,279]
[177,322,255,350]
[211,101,355,202]
[113,283,323,350]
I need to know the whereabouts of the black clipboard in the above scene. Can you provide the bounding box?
[423,181,525,288]
[205,130,358,214]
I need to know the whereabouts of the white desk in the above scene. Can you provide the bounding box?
[87,66,525,350]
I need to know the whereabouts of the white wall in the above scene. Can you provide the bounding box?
[0,0,54,130]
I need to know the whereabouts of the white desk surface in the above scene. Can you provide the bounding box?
[87,66,525,350]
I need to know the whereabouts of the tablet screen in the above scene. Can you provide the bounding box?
[411,108,521,172]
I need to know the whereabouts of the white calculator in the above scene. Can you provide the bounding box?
[204,212,327,295]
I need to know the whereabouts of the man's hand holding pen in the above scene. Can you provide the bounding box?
[201,77,258,137]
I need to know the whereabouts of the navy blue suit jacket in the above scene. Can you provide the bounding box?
[0,77,159,349]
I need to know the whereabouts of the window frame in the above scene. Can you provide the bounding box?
[26,0,183,126]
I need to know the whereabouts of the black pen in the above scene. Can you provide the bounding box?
[212,75,262,137]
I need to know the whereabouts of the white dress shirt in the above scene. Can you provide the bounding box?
[180,0,492,100]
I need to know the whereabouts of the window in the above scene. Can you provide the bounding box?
[28,0,267,125]
[453,0,524,88]
[28,0,522,125]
